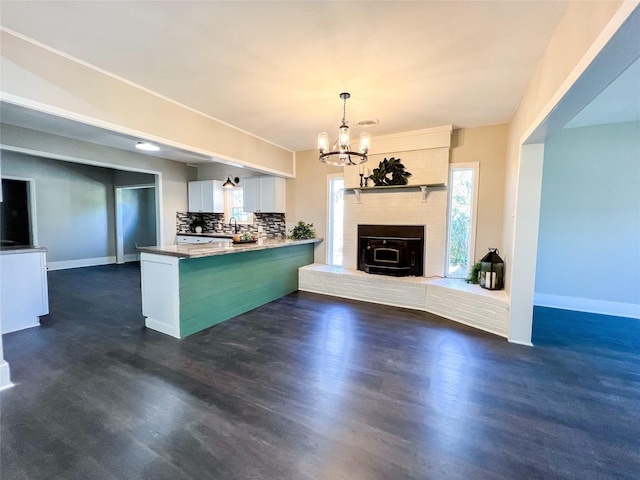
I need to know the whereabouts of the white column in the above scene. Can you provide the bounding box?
[508,143,545,346]
[0,323,13,390]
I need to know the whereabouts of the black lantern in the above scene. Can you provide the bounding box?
[479,248,504,290]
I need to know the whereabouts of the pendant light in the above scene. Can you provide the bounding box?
[222,175,236,188]
[222,175,240,188]
[318,92,370,166]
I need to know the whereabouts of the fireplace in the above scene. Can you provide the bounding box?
[357,224,424,277]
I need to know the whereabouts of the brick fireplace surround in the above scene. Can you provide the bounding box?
[300,126,511,340]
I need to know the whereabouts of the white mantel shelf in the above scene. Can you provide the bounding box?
[344,183,446,203]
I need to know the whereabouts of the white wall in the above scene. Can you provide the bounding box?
[1,151,160,265]
[2,151,116,262]
[501,1,634,343]
[450,124,508,263]
[503,1,630,293]
[1,30,295,177]
[535,121,640,318]
[113,169,157,187]
[1,124,193,246]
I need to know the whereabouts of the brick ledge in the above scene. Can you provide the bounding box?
[299,264,510,337]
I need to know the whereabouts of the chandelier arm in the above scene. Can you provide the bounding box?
[319,150,368,166]
[321,150,366,157]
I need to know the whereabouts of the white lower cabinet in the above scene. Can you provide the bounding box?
[0,248,49,334]
[141,253,180,338]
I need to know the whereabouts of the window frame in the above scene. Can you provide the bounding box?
[446,162,479,278]
[326,173,344,266]
[224,187,253,224]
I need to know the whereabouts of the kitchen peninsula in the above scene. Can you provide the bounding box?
[137,238,321,338]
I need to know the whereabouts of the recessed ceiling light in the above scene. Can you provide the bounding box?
[135,141,160,152]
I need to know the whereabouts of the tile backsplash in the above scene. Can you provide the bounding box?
[177,212,286,239]
[176,212,222,232]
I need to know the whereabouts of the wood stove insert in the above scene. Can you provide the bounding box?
[357,224,424,277]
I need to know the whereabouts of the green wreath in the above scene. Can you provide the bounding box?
[368,157,412,186]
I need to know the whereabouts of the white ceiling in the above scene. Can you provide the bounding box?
[0,0,571,153]
[0,101,254,167]
[565,57,640,129]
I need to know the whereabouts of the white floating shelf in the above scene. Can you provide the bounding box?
[343,183,446,203]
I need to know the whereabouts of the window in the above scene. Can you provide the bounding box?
[224,187,252,223]
[327,175,344,265]
[446,163,479,278]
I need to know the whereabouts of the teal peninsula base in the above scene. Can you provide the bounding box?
[139,239,318,338]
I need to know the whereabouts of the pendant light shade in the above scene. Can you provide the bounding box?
[318,132,329,154]
[222,175,236,188]
[359,132,371,154]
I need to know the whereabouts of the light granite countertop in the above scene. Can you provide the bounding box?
[0,245,48,255]
[138,238,322,259]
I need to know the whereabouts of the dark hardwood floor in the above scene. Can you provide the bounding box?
[1,264,639,479]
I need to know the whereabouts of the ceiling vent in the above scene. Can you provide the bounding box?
[355,118,380,127]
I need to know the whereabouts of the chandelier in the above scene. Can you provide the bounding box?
[318,92,370,166]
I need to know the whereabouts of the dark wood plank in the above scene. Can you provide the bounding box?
[1,263,639,479]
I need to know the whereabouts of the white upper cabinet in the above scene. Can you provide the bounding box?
[188,180,223,213]
[243,176,286,213]
[242,177,260,212]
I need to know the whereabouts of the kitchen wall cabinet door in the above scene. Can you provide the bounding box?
[242,177,260,213]
[243,176,286,213]
[188,180,223,213]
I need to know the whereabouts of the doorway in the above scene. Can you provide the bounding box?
[115,185,157,264]
[1,177,36,247]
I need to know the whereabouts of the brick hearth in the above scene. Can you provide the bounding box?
[299,264,510,337]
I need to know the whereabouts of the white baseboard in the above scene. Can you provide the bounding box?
[0,361,13,391]
[145,317,180,339]
[1,319,40,335]
[124,253,139,262]
[534,293,640,320]
[47,256,116,271]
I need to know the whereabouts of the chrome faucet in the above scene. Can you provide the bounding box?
[229,217,239,234]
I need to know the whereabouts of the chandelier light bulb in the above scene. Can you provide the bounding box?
[359,132,370,154]
[339,125,350,150]
[317,132,329,154]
